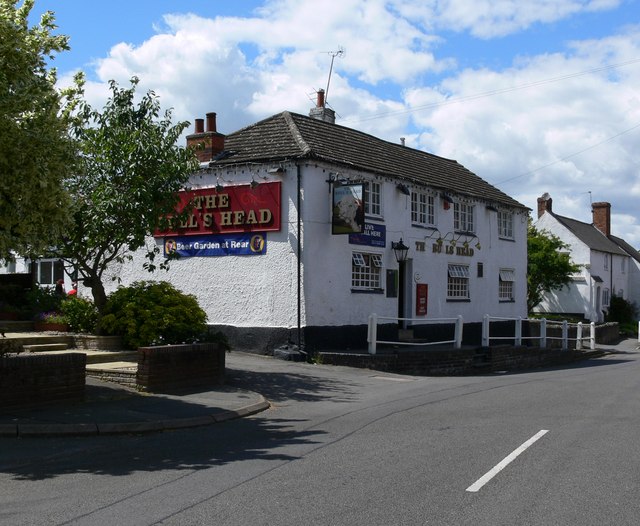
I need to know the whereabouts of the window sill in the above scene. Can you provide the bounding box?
[446,298,470,302]
[498,236,515,242]
[499,299,515,303]
[411,223,438,230]
[351,288,384,294]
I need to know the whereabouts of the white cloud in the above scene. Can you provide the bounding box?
[57,0,640,245]
[407,29,640,243]
[395,0,622,38]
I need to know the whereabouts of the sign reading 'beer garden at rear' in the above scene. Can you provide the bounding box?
[158,181,281,236]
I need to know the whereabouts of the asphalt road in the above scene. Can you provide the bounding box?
[2,342,640,525]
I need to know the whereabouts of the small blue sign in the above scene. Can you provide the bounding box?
[164,233,267,257]
[349,223,386,247]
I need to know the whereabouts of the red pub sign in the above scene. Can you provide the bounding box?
[159,181,281,236]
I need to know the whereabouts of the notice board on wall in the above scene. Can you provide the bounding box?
[416,283,428,316]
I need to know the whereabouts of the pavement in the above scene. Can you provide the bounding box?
[0,350,271,438]
[1,334,637,438]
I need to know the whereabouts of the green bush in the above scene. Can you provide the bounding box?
[606,295,637,324]
[99,281,208,349]
[60,296,98,333]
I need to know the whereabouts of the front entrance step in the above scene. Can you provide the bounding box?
[25,349,137,364]
[10,335,75,347]
[86,362,137,387]
[23,343,69,353]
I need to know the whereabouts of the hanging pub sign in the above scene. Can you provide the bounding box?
[164,233,266,257]
[157,181,281,237]
[331,183,365,235]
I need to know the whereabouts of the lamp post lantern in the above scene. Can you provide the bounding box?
[391,238,410,329]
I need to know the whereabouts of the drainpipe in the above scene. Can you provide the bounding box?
[296,163,305,355]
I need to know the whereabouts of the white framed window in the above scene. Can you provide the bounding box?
[603,288,610,307]
[411,192,435,226]
[364,181,382,217]
[352,252,383,290]
[604,253,609,270]
[454,202,475,233]
[621,257,626,273]
[499,269,515,301]
[29,259,65,285]
[447,264,470,299]
[497,210,513,239]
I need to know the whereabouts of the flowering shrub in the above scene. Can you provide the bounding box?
[37,311,67,324]
[100,281,208,349]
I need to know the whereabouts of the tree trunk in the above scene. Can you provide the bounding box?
[90,280,108,315]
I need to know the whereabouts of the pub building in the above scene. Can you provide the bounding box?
[103,93,529,354]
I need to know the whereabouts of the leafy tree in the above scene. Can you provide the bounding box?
[527,223,580,312]
[0,0,75,262]
[57,76,199,314]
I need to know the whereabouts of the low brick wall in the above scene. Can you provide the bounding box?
[0,353,86,409]
[137,343,225,393]
[594,322,619,344]
[487,345,602,371]
[318,345,603,376]
[319,348,477,376]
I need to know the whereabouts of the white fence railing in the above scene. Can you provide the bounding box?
[367,313,596,355]
[482,315,595,351]
[367,314,462,355]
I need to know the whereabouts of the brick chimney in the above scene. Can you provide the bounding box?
[592,201,611,236]
[537,193,552,218]
[309,89,336,124]
[186,112,225,162]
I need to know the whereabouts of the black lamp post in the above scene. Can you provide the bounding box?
[392,238,409,264]
[392,238,409,329]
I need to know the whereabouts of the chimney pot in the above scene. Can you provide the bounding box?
[206,112,217,133]
[537,193,552,218]
[592,201,611,236]
[317,89,325,108]
[186,111,225,163]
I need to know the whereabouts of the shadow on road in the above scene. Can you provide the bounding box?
[225,366,359,403]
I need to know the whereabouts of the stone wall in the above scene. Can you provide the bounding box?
[137,343,225,393]
[73,334,123,351]
[0,353,86,409]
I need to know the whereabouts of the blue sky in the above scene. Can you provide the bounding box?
[29,0,640,244]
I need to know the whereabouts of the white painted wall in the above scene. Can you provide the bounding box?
[626,259,640,309]
[103,164,301,329]
[300,162,528,327]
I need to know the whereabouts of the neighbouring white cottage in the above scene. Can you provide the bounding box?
[534,193,639,322]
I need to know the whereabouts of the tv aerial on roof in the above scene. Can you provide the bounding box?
[323,46,345,107]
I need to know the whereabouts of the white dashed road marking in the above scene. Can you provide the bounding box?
[466,429,549,493]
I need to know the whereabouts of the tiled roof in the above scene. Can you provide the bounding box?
[553,214,628,256]
[215,111,526,209]
[610,235,640,263]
